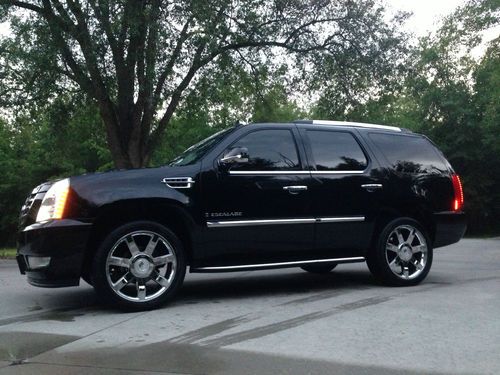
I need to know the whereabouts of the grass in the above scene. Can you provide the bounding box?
[0,248,16,259]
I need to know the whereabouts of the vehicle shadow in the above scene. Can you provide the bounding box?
[177,268,377,305]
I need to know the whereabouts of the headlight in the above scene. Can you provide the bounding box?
[36,178,70,222]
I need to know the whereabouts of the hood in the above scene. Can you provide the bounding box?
[68,164,201,213]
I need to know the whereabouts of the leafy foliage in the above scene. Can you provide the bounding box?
[0,97,111,244]
[315,0,500,234]
[1,0,406,168]
[0,0,498,245]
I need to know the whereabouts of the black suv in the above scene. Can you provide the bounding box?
[17,120,466,310]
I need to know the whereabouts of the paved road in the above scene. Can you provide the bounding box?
[0,238,499,374]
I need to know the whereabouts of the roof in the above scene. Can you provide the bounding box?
[294,119,404,132]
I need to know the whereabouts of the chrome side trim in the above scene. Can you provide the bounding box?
[317,216,365,223]
[311,170,364,175]
[207,216,365,227]
[228,170,365,175]
[361,183,383,190]
[229,170,310,175]
[192,256,366,271]
[311,120,402,132]
[207,218,316,227]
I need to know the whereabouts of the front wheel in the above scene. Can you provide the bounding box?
[367,218,432,286]
[91,221,186,311]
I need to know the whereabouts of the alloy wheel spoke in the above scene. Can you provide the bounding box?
[112,272,132,292]
[144,236,159,256]
[153,254,174,266]
[154,272,171,288]
[403,267,409,278]
[137,281,147,301]
[411,257,424,271]
[109,256,130,268]
[412,244,426,254]
[396,229,405,245]
[389,256,399,268]
[386,243,399,253]
[126,236,141,256]
[406,229,415,245]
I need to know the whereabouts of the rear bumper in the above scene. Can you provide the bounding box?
[17,219,91,287]
[433,211,467,248]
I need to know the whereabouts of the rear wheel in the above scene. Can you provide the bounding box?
[367,218,432,286]
[91,221,186,311]
[301,263,337,274]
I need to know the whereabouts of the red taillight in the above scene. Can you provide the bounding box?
[451,174,464,211]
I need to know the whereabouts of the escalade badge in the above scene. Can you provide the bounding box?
[205,212,243,218]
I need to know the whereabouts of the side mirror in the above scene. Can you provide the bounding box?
[220,147,249,165]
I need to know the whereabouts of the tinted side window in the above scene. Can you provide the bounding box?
[306,130,368,171]
[369,133,447,174]
[230,129,300,171]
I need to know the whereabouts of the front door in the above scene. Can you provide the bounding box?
[201,127,314,266]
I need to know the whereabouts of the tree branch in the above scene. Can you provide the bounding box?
[148,42,206,152]
[88,0,123,68]
[136,0,160,148]
[61,0,110,100]
[38,0,92,93]
[1,0,43,13]
[117,0,132,56]
[152,17,193,109]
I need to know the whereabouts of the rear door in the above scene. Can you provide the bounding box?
[301,127,383,256]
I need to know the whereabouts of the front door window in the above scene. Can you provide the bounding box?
[228,129,301,172]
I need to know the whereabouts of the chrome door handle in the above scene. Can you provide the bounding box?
[283,185,308,194]
[361,183,383,191]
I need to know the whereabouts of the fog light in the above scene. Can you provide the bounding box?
[27,256,51,269]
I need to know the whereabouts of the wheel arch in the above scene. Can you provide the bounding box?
[82,199,196,280]
[370,206,436,252]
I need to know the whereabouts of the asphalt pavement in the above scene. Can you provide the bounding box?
[0,238,499,374]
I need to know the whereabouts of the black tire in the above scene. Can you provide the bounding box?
[91,221,186,311]
[301,263,337,274]
[367,217,433,286]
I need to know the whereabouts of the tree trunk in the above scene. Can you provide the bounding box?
[101,112,152,169]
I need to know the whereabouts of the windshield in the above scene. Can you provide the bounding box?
[168,128,233,166]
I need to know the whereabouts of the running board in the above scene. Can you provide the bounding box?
[190,256,366,273]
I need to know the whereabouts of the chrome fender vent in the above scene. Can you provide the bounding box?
[162,177,195,189]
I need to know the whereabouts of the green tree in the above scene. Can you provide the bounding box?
[324,0,500,234]
[472,38,500,232]
[0,96,111,246]
[152,59,306,166]
[1,0,407,168]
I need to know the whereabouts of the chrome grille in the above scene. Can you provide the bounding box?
[19,182,51,226]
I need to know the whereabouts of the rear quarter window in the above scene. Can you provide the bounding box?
[369,133,448,174]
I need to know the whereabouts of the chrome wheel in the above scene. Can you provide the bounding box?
[385,225,428,280]
[105,231,177,303]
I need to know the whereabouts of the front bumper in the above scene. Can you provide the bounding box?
[17,219,91,287]
[433,211,467,248]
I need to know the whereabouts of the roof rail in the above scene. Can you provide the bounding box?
[294,119,402,132]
